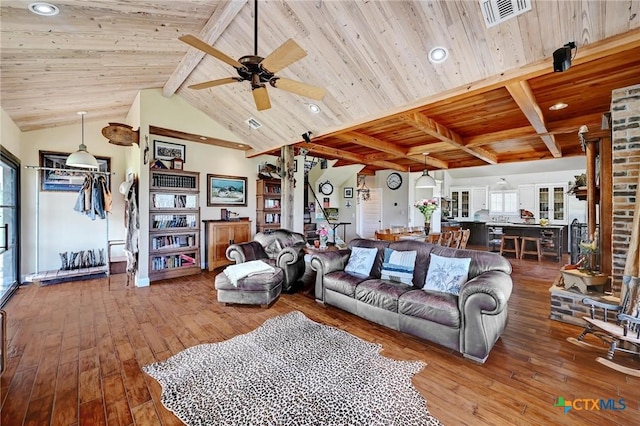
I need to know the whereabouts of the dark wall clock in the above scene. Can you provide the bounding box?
[319,181,334,195]
[387,172,402,190]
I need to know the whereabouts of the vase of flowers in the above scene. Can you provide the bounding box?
[316,224,329,249]
[414,198,438,234]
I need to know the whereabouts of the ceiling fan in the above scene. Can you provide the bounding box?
[179,0,325,111]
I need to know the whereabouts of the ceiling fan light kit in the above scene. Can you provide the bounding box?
[180,0,325,111]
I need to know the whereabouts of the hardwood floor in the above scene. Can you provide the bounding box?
[1,254,638,425]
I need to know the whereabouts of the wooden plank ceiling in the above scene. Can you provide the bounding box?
[1,0,639,174]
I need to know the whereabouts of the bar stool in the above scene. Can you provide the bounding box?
[520,236,542,261]
[500,235,520,258]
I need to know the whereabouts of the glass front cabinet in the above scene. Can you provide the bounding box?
[535,184,568,224]
[450,188,470,220]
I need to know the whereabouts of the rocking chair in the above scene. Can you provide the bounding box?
[567,277,640,376]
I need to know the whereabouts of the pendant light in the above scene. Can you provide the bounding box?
[415,154,436,188]
[66,111,99,169]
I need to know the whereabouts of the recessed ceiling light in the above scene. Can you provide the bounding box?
[549,102,568,111]
[428,47,448,64]
[28,2,59,16]
[307,103,321,114]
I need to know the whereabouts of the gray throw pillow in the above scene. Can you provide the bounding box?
[423,253,471,295]
[345,246,378,276]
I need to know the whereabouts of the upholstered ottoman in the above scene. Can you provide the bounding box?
[214,267,284,308]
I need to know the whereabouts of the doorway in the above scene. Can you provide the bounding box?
[357,188,382,238]
[1,147,20,307]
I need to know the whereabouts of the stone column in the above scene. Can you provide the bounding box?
[611,84,640,294]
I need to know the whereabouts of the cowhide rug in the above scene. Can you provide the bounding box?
[143,311,443,426]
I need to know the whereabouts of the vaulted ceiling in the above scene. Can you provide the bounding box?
[1,1,639,174]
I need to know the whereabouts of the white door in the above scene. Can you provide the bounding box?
[357,189,382,238]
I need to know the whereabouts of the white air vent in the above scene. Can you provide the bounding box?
[245,117,262,130]
[479,0,531,28]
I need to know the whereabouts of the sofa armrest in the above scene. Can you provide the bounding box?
[309,250,350,274]
[276,242,306,267]
[458,270,513,363]
[310,249,350,302]
[226,241,268,264]
[459,270,512,314]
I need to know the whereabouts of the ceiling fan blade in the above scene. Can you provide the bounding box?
[260,39,307,74]
[271,77,325,100]
[179,34,244,70]
[252,86,271,111]
[188,77,242,90]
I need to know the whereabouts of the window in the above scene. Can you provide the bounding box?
[489,191,518,214]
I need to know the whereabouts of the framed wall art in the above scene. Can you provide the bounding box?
[344,187,353,198]
[207,174,248,206]
[39,151,111,192]
[154,139,186,162]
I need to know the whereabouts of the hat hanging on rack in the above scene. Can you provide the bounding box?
[415,153,436,188]
[66,111,99,169]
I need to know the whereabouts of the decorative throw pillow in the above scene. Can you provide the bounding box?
[423,253,471,295]
[345,246,378,276]
[381,248,417,285]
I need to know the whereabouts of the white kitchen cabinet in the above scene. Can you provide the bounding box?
[472,187,488,212]
[535,184,568,224]
[518,184,536,213]
[450,186,487,219]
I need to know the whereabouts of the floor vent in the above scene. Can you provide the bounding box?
[479,0,531,28]
[245,117,262,130]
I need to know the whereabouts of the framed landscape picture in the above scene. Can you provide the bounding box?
[39,151,111,192]
[154,139,186,162]
[207,174,247,206]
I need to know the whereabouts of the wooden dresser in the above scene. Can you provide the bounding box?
[202,220,251,271]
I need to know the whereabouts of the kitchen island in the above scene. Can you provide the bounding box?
[485,223,565,261]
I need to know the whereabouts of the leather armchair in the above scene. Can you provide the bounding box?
[226,229,306,292]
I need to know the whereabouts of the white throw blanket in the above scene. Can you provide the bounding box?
[224,260,275,287]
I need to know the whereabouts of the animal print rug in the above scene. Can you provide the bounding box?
[143,311,443,426]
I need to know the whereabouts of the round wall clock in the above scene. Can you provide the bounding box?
[387,172,402,190]
[319,181,334,195]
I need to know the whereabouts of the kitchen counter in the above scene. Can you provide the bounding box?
[486,223,566,260]
[487,222,564,229]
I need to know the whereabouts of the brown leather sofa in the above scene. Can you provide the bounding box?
[226,229,307,292]
[309,238,513,363]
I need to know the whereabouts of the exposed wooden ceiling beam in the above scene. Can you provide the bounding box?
[336,132,449,169]
[162,0,247,97]
[406,142,457,155]
[305,143,407,172]
[398,113,498,164]
[506,80,562,158]
[464,112,606,147]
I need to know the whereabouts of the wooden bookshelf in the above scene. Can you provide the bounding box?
[149,170,201,282]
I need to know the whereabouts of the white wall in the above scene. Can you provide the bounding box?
[1,107,21,158]
[134,89,258,285]
[20,119,128,277]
